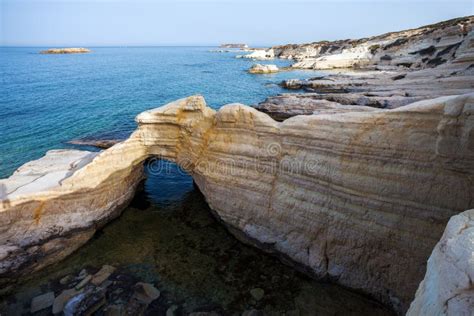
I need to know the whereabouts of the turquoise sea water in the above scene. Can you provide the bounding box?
[0,47,322,178]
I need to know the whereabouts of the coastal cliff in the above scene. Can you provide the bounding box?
[252,16,474,121]
[1,94,473,314]
[267,16,473,70]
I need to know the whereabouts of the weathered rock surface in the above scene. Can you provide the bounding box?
[1,94,473,314]
[248,64,279,74]
[252,16,473,119]
[256,93,379,121]
[0,142,145,290]
[40,48,91,54]
[266,16,473,70]
[407,209,474,316]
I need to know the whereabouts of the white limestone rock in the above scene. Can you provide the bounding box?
[248,64,279,74]
[407,210,474,316]
[1,93,473,315]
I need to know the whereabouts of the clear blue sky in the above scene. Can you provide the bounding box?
[1,0,472,46]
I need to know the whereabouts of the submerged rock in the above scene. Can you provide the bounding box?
[132,282,160,304]
[91,265,116,286]
[75,274,92,290]
[53,288,79,314]
[166,304,179,316]
[30,291,55,313]
[407,209,474,316]
[250,288,265,301]
[64,287,106,316]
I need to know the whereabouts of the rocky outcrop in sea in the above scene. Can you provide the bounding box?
[40,48,91,54]
[248,64,279,74]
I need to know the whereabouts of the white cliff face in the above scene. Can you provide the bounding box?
[407,209,474,316]
[1,94,473,314]
[269,16,474,70]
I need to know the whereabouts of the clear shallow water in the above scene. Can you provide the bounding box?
[0,163,392,315]
[0,46,321,178]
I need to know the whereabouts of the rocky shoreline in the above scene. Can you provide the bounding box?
[242,16,474,120]
[1,93,473,315]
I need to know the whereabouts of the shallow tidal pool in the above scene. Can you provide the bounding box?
[0,162,392,315]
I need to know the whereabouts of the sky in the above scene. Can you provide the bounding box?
[1,0,473,46]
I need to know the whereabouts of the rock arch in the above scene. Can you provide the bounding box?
[1,94,473,314]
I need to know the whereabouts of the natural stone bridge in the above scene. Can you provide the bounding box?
[1,94,473,314]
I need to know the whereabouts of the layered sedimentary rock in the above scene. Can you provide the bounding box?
[0,138,146,291]
[1,94,473,314]
[245,16,473,119]
[407,209,474,315]
[40,48,91,54]
[251,16,473,70]
[256,93,380,121]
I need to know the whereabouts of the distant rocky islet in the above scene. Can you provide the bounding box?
[40,47,91,54]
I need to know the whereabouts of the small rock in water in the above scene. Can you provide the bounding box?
[91,265,116,285]
[52,288,78,314]
[64,287,106,316]
[250,288,265,301]
[166,304,179,316]
[133,282,160,304]
[189,312,220,316]
[31,291,55,313]
[75,274,92,290]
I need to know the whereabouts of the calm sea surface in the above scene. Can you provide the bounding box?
[0,46,321,178]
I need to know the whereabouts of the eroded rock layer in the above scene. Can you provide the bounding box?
[265,16,473,70]
[248,16,474,119]
[1,94,473,314]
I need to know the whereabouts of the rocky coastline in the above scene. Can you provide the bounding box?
[1,16,473,316]
[1,93,473,315]
[243,16,474,120]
